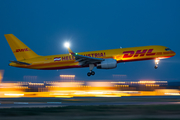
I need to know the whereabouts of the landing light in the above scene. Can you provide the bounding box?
[155,59,160,64]
[64,42,70,48]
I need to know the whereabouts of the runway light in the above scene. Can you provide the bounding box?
[60,75,75,78]
[64,42,70,48]
[4,93,24,96]
[139,81,155,84]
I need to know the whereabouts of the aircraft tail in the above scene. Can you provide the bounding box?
[4,34,40,61]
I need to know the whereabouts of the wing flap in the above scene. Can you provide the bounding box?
[73,54,104,66]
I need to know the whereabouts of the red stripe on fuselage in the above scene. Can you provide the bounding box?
[117,55,174,63]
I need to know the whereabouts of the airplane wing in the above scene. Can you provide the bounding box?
[10,61,31,65]
[67,47,104,66]
[73,54,104,66]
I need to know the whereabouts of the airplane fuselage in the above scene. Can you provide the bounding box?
[9,45,176,70]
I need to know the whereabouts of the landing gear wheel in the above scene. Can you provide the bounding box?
[87,72,91,76]
[91,71,95,75]
[154,66,158,69]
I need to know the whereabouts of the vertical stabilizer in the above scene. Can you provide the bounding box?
[4,34,40,61]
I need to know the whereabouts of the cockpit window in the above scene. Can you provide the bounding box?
[165,48,171,51]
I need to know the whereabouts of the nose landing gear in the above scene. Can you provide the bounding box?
[87,64,95,76]
[154,59,159,69]
[154,65,158,69]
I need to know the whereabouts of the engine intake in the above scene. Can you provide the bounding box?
[97,58,117,69]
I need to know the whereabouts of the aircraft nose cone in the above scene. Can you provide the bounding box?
[174,51,176,55]
[172,51,176,56]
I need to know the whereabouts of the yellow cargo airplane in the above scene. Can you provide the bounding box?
[5,34,176,76]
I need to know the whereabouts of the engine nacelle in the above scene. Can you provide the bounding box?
[97,58,117,69]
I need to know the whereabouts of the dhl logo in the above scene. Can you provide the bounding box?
[14,48,31,53]
[123,49,155,58]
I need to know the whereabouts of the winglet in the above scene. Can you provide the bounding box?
[67,47,75,55]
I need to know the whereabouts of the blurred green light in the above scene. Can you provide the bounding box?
[75,53,78,55]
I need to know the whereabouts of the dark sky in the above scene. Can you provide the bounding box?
[0,0,179,81]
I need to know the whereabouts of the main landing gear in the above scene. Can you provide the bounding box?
[87,64,95,76]
[87,71,95,76]
[154,59,160,69]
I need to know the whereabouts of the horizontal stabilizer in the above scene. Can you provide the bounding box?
[10,61,31,65]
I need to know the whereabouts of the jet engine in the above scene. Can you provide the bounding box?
[97,58,117,69]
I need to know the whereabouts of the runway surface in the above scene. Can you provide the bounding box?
[1,101,180,108]
[1,96,180,108]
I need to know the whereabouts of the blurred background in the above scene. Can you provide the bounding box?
[0,70,179,98]
[0,0,180,119]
